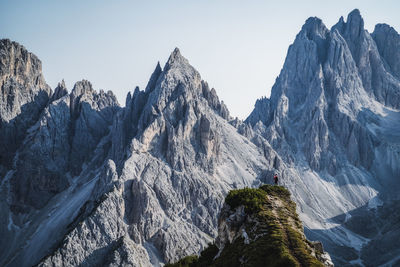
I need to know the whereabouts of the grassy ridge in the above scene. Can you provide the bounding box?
[166,185,324,267]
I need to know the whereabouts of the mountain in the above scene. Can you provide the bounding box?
[0,41,278,266]
[0,39,52,176]
[166,185,333,267]
[246,9,400,266]
[1,8,399,267]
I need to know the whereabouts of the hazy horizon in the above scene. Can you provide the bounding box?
[1,0,399,119]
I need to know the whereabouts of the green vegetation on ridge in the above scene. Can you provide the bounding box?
[166,185,325,267]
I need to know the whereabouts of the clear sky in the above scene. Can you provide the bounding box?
[1,0,399,119]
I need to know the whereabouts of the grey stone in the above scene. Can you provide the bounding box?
[0,39,51,172]
[2,8,400,265]
[246,9,400,265]
[0,44,275,267]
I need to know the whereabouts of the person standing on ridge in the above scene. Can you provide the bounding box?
[273,174,278,185]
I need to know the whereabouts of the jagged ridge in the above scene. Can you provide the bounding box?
[1,8,400,266]
[0,43,277,267]
[245,8,400,266]
[166,185,332,267]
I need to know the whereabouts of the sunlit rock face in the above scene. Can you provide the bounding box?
[167,186,333,267]
[1,8,399,267]
[246,9,400,265]
[0,43,275,267]
[0,39,52,175]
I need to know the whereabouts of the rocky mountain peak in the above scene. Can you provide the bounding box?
[58,79,66,90]
[115,48,231,173]
[164,48,199,81]
[345,9,364,36]
[50,79,68,102]
[372,23,400,79]
[165,47,186,67]
[331,16,344,32]
[0,39,46,87]
[0,39,51,171]
[71,79,94,97]
[159,48,198,86]
[68,79,119,120]
[2,9,400,266]
[246,9,400,265]
[301,17,329,41]
[374,23,398,35]
[129,48,206,135]
[331,9,367,66]
[0,39,51,110]
[144,62,162,93]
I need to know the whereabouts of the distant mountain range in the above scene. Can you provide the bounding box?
[0,9,399,267]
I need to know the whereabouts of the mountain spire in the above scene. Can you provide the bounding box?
[301,17,328,40]
[144,61,162,93]
[164,47,190,72]
[50,79,68,102]
[345,8,364,38]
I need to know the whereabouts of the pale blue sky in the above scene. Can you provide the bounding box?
[1,0,399,118]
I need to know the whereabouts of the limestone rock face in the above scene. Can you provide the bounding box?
[1,8,400,266]
[0,39,122,266]
[10,95,71,212]
[0,44,275,267]
[100,48,273,265]
[246,9,400,265]
[49,80,68,102]
[68,80,119,175]
[372,23,400,80]
[0,39,51,173]
[246,97,270,126]
[7,78,119,212]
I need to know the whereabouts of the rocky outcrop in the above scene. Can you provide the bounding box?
[245,97,270,126]
[0,39,122,266]
[373,23,400,80]
[101,48,273,265]
[167,185,333,267]
[332,9,400,110]
[68,80,119,175]
[201,81,230,120]
[9,94,71,212]
[7,78,119,212]
[38,164,126,267]
[49,80,68,102]
[0,39,51,173]
[246,9,400,265]
[0,44,276,267]
[1,9,399,266]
